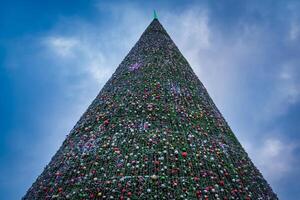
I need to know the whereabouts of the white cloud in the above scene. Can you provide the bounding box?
[278,64,300,103]
[165,9,211,49]
[42,36,110,83]
[45,36,79,57]
[290,24,300,40]
[289,22,300,41]
[261,63,300,119]
[244,136,298,183]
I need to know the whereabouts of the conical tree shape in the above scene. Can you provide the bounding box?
[24,19,277,200]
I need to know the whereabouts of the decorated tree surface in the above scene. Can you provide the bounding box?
[24,19,278,200]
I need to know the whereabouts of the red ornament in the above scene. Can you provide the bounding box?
[104,119,110,126]
[196,190,202,197]
[182,152,188,158]
[58,188,63,193]
[219,180,224,186]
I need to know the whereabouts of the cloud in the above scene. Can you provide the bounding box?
[278,64,300,104]
[289,22,300,41]
[38,5,150,92]
[45,36,80,57]
[42,36,110,84]
[244,136,299,183]
[261,63,300,120]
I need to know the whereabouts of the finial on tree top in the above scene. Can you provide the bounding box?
[153,10,158,19]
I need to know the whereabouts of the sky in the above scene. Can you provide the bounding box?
[1,0,300,199]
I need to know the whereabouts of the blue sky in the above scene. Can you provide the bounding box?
[1,0,300,199]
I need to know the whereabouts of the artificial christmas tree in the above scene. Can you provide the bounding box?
[24,18,278,199]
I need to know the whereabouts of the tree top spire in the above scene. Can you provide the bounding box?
[153,10,158,19]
